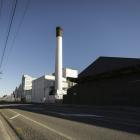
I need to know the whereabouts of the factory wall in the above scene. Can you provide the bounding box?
[64,72,140,105]
[21,75,36,102]
[24,90,32,102]
[63,68,78,78]
[32,76,46,103]
[12,69,78,103]
[31,75,69,103]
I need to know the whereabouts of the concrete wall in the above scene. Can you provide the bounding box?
[21,75,36,101]
[12,68,78,103]
[63,68,78,78]
[32,74,76,103]
[22,75,35,90]
[32,75,57,103]
[32,76,45,103]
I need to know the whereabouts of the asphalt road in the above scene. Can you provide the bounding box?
[0,104,140,140]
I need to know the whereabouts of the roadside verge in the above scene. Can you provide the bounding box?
[0,112,20,140]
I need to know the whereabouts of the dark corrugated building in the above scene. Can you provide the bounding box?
[63,56,140,105]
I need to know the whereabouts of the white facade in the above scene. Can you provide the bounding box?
[12,70,78,103]
[22,75,35,90]
[21,75,36,102]
[31,68,78,103]
[32,75,54,103]
[32,75,68,103]
[63,68,78,78]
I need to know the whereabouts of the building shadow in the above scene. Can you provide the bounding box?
[0,104,140,135]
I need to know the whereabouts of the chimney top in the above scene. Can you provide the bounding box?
[56,26,63,37]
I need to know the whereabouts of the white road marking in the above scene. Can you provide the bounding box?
[0,104,31,107]
[45,110,103,117]
[26,107,43,111]
[22,106,103,117]
[9,109,74,140]
[9,114,20,120]
[42,110,140,127]
[129,79,140,83]
[59,113,103,117]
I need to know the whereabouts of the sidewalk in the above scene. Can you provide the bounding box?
[0,115,11,140]
[0,113,19,140]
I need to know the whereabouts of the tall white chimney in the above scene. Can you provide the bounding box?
[55,26,63,100]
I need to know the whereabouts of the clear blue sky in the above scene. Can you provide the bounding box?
[0,0,140,96]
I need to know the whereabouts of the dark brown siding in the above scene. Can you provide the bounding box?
[65,73,140,105]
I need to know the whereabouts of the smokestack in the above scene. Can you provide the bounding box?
[55,26,63,99]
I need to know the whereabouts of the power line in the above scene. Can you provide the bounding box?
[0,0,3,50]
[0,0,3,21]
[3,0,30,71]
[0,0,18,73]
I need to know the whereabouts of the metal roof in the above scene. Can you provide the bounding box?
[79,56,140,78]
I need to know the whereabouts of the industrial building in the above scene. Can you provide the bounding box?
[32,75,55,103]
[64,56,140,106]
[13,84,22,101]
[32,68,78,103]
[12,26,78,103]
[21,75,36,102]
[32,26,70,103]
[13,75,36,102]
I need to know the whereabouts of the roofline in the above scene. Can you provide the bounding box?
[79,56,140,77]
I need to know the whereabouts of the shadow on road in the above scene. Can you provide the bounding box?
[0,104,140,135]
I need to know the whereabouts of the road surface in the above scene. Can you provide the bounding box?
[0,104,140,140]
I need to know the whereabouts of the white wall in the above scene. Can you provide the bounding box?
[32,75,68,103]
[31,68,78,103]
[32,76,45,103]
[63,68,78,78]
[21,75,35,99]
[22,75,35,90]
